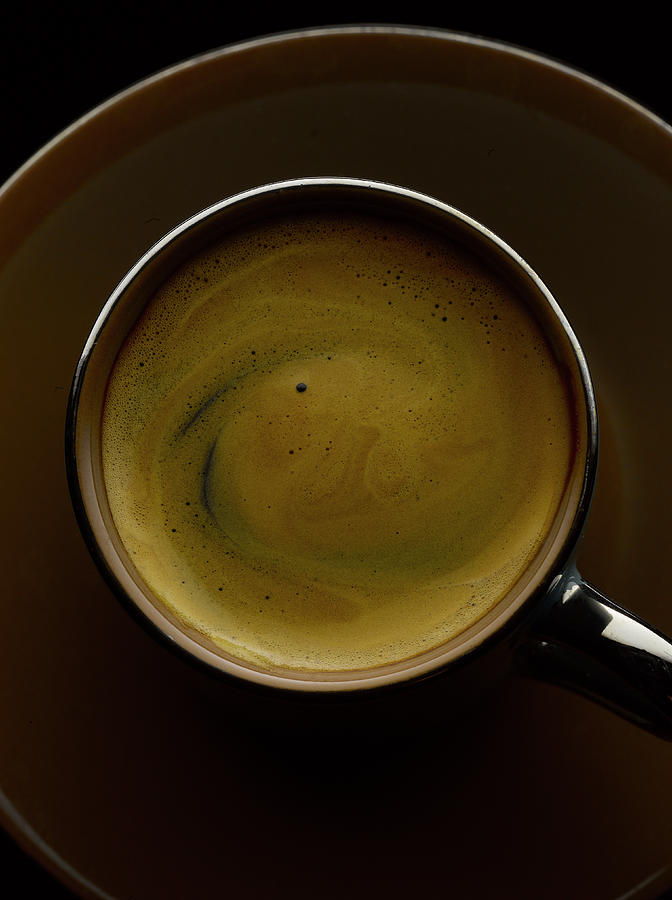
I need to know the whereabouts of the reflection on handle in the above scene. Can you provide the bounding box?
[515,568,672,739]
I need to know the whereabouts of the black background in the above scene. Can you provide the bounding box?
[1,4,671,898]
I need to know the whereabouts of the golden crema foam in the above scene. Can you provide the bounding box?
[101,210,579,672]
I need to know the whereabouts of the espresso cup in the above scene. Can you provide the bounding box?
[65,177,672,737]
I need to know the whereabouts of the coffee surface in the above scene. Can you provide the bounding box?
[101,209,578,672]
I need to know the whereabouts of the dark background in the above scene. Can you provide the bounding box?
[1,4,670,898]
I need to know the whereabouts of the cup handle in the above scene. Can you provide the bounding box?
[514,567,672,739]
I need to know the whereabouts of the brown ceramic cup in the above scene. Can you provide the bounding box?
[65,177,672,736]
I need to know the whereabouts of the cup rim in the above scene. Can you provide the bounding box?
[66,176,599,693]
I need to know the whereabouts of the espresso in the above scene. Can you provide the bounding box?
[101,209,580,672]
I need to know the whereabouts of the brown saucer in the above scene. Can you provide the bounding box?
[1,27,671,899]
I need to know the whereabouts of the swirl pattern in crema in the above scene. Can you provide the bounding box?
[101,210,579,672]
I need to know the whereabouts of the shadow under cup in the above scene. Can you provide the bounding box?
[66,177,598,698]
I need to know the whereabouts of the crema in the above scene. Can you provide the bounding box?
[101,210,579,672]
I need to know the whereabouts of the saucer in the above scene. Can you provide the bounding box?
[1,27,671,899]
